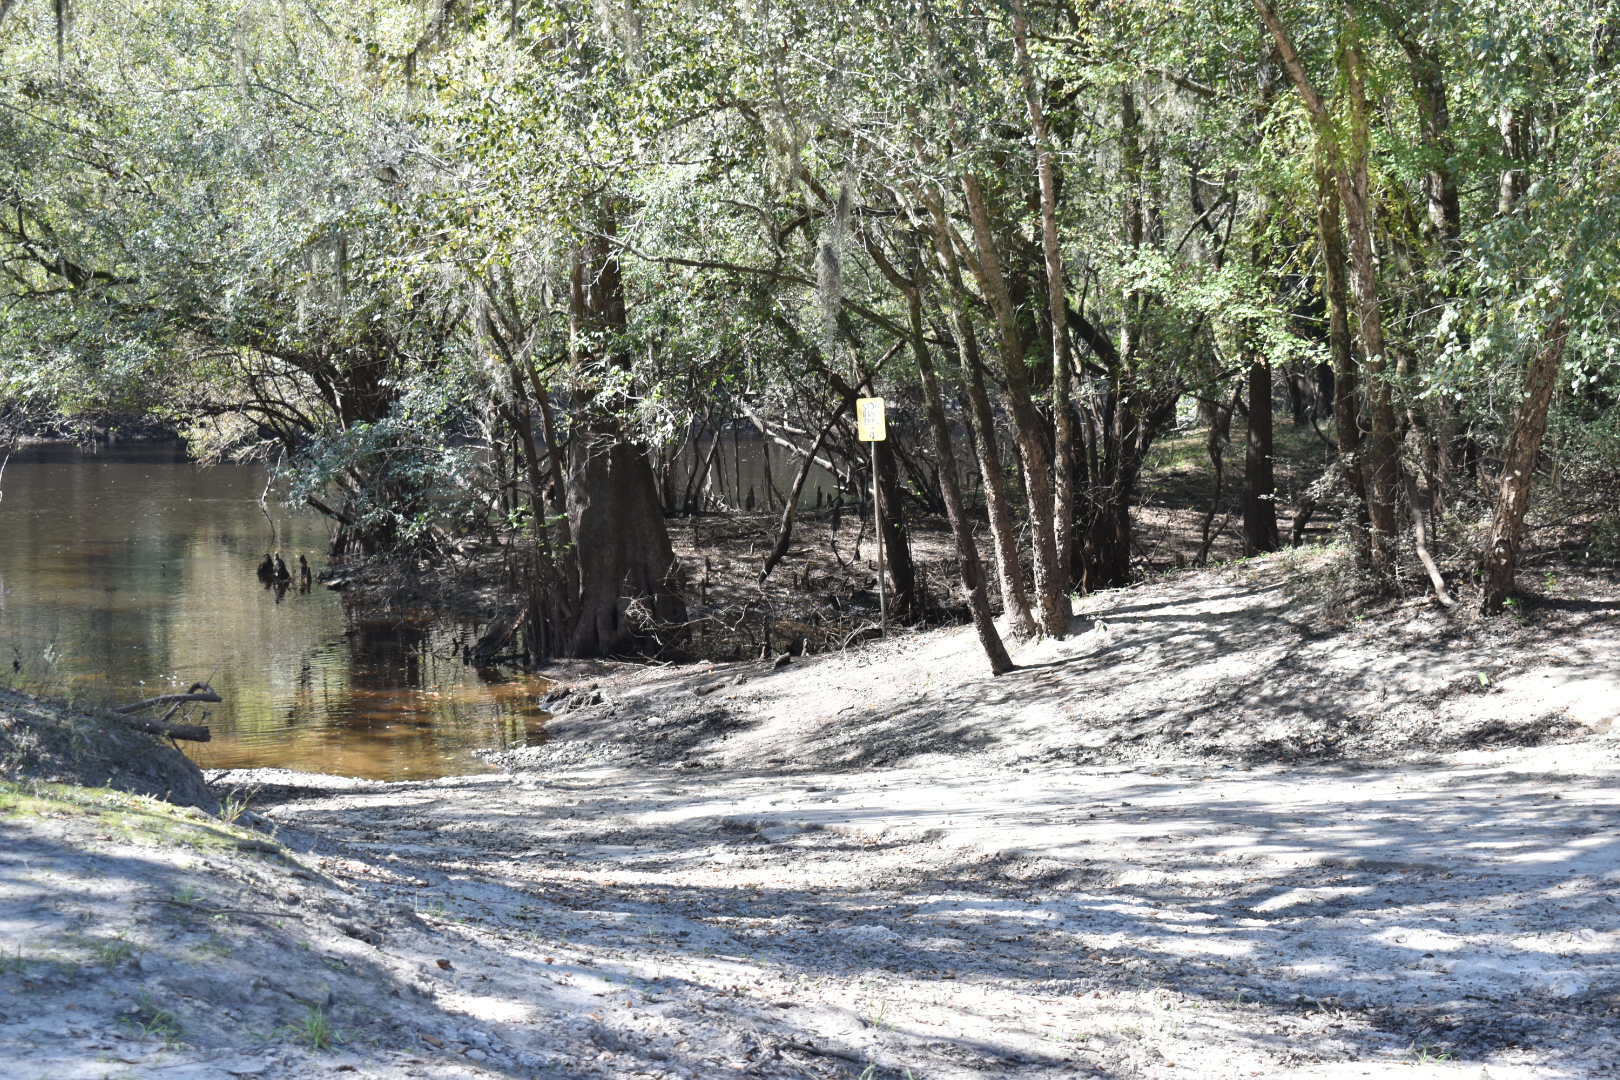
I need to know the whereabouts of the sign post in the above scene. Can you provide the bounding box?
[856,397,887,634]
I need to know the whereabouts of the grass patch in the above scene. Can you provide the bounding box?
[286,1005,341,1051]
[0,943,29,975]
[0,780,261,852]
[93,938,136,965]
[121,997,183,1046]
[62,934,138,967]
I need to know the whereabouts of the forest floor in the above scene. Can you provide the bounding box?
[5,550,1620,1079]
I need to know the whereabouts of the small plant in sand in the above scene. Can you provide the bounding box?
[0,943,27,975]
[855,1066,918,1080]
[287,1005,341,1051]
[1410,1042,1455,1063]
[122,997,183,1046]
[219,786,258,825]
[92,937,137,966]
[861,995,893,1030]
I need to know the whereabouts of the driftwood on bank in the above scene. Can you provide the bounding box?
[112,682,219,742]
[116,685,223,715]
[116,714,213,742]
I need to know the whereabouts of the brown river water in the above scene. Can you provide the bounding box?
[0,441,549,780]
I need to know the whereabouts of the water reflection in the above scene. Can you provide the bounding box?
[0,441,548,780]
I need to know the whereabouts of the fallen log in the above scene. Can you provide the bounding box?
[117,714,212,742]
[115,684,222,715]
[113,682,218,741]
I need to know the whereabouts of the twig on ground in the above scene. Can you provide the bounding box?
[140,898,300,919]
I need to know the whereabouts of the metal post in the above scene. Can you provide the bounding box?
[872,439,886,634]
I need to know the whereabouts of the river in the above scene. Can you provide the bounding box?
[0,441,549,780]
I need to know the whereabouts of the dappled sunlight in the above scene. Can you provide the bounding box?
[232,742,1620,1077]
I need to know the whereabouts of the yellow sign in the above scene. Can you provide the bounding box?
[856,397,887,442]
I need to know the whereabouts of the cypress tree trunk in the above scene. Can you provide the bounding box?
[557,226,686,657]
[565,426,685,655]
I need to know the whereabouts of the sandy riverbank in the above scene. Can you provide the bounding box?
[4,552,1618,1078]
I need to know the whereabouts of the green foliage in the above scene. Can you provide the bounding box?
[1,0,1616,582]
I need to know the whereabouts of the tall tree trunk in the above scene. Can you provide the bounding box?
[1341,18,1404,579]
[1011,0,1076,608]
[1482,319,1567,614]
[1067,84,1159,593]
[1316,161,1369,530]
[961,319,1040,637]
[923,197,1037,638]
[1497,106,1531,214]
[872,434,919,621]
[1401,38,1462,249]
[562,230,686,656]
[961,173,1071,635]
[1242,358,1281,552]
[1399,34,1464,522]
[1257,0,1401,581]
[908,288,1014,674]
